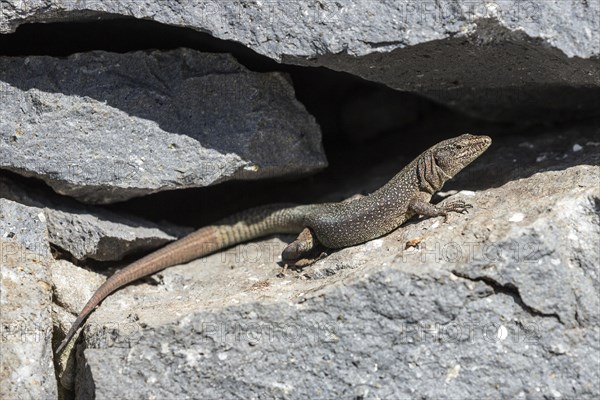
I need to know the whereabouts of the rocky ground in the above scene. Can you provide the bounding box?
[1,1,599,399]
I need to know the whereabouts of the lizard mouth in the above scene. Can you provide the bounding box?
[460,134,492,160]
[476,135,492,150]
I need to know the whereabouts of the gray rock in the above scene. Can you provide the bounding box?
[0,200,57,400]
[1,2,597,397]
[0,48,326,204]
[1,1,598,121]
[291,18,600,122]
[1,0,597,59]
[64,132,599,398]
[80,272,598,399]
[52,259,106,390]
[0,197,50,258]
[52,260,106,326]
[1,175,192,261]
[43,208,190,262]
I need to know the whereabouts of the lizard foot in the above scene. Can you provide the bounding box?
[440,200,472,222]
[277,250,328,277]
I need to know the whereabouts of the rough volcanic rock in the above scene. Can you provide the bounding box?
[0,48,326,204]
[0,199,57,399]
[1,1,599,121]
[1,174,192,262]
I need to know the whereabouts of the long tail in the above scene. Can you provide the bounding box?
[56,204,307,354]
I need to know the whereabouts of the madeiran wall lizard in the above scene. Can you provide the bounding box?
[57,133,491,353]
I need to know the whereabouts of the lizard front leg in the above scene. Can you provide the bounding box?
[281,227,327,268]
[408,192,472,222]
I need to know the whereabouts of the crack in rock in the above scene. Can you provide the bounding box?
[451,270,563,324]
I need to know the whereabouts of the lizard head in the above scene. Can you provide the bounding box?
[432,134,492,178]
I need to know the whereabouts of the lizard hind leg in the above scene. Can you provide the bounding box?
[281,227,327,267]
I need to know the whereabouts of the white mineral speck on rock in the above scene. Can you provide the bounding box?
[437,190,457,197]
[550,389,562,398]
[567,232,578,241]
[572,143,583,152]
[444,364,461,383]
[497,325,508,340]
[509,213,525,222]
[367,239,383,249]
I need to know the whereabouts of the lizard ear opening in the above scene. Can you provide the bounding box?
[433,148,451,171]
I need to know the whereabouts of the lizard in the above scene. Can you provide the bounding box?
[56,133,491,354]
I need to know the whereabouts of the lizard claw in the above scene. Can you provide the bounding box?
[442,200,473,215]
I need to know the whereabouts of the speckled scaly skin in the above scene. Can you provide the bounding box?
[301,134,492,247]
[57,134,491,354]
